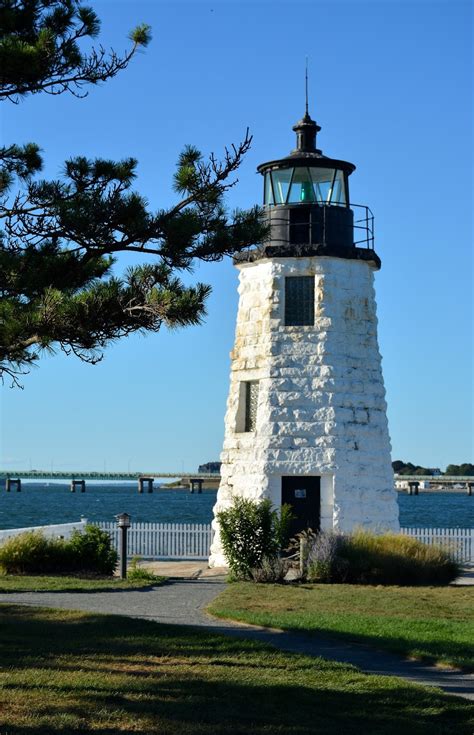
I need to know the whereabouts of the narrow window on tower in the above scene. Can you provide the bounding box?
[244,381,259,432]
[236,380,259,433]
[285,276,314,326]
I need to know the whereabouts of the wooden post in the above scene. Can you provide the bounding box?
[467,482,474,496]
[138,478,144,494]
[147,478,154,494]
[299,536,308,578]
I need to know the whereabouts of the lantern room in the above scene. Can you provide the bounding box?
[252,111,377,266]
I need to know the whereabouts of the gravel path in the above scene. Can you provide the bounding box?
[1,579,473,702]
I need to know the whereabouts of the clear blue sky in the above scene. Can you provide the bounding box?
[1,0,472,473]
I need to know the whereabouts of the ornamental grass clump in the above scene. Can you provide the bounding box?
[217,497,293,581]
[304,529,460,585]
[306,531,345,583]
[0,531,63,575]
[342,530,460,585]
[0,526,117,576]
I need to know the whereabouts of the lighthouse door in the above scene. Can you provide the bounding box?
[281,476,321,537]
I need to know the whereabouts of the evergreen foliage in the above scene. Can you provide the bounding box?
[0,1,267,385]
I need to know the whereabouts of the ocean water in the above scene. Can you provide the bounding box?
[0,482,216,530]
[0,481,473,530]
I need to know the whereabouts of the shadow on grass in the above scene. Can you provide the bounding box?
[210,613,474,673]
[0,605,472,735]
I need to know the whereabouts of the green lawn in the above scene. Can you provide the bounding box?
[0,573,164,593]
[208,583,474,671]
[0,604,472,734]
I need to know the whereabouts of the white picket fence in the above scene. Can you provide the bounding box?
[94,523,473,563]
[0,521,472,563]
[0,520,88,543]
[96,521,214,560]
[401,527,474,564]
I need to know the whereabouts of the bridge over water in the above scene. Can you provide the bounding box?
[0,470,221,493]
[0,470,472,488]
[0,470,217,481]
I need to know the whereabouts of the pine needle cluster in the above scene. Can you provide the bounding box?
[0,1,268,385]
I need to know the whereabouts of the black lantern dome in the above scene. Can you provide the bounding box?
[258,110,355,208]
[236,111,378,268]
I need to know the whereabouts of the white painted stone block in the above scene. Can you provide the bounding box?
[209,255,399,568]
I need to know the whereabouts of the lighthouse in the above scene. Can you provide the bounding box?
[209,106,399,567]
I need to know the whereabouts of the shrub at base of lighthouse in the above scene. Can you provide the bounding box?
[209,111,399,568]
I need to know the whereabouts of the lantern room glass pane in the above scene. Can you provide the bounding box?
[329,170,346,204]
[287,167,316,203]
[310,167,335,204]
[271,169,293,204]
[264,172,274,205]
[309,168,347,205]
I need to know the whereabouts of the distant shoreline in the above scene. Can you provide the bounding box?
[396,487,472,494]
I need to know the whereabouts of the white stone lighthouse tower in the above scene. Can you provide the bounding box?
[209,109,399,567]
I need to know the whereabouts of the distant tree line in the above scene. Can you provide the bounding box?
[444,464,474,476]
[392,461,474,476]
[198,461,221,474]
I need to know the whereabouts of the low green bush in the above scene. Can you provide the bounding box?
[217,497,293,581]
[305,529,460,585]
[0,526,118,576]
[66,525,117,575]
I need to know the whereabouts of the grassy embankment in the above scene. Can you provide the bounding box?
[208,583,474,671]
[0,603,472,734]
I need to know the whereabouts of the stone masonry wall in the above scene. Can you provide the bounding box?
[209,255,399,567]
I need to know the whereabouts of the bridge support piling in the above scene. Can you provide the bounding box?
[467,482,474,496]
[190,478,203,494]
[138,477,154,494]
[70,479,86,493]
[6,478,21,492]
[408,481,419,496]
